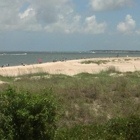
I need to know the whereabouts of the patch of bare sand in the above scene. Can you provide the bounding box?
[0,81,8,84]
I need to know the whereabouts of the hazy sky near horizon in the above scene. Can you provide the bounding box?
[0,0,140,51]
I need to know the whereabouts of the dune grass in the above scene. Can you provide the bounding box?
[1,71,140,123]
[0,70,140,139]
[81,60,109,65]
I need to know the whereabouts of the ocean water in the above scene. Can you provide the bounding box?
[0,52,140,67]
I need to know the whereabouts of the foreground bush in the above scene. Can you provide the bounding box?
[0,87,58,140]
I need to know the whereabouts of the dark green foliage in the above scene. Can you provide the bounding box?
[104,116,140,140]
[0,86,58,140]
[55,116,140,140]
[54,124,103,140]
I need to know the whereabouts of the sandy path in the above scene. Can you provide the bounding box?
[0,57,140,77]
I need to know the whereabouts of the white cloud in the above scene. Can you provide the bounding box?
[18,8,42,31]
[26,0,72,24]
[117,15,136,34]
[0,0,70,31]
[19,8,33,19]
[45,15,107,34]
[83,16,107,34]
[0,1,21,25]
[89,0,133,11]
[0,0,25,31]
[44,14,81,33]
[0,0,106,34]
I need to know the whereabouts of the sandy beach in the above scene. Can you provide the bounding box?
[0,57,140,77]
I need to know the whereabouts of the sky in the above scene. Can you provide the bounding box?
[0,0,140,51]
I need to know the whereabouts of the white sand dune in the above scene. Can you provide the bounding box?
[0,57,140,77]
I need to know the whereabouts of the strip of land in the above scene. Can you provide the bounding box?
[0,57,140,77]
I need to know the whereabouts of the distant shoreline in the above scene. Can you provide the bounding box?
[0,57,140,77]
[1,51,140,67]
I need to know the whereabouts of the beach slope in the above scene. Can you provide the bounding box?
[0,57,140,77]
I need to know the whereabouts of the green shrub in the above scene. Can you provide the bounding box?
[54,116,140,140]
[0,86,58,140]
[54,124,103,140]
[104,116,140,140]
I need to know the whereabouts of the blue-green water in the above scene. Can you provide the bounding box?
[0,52,140,67]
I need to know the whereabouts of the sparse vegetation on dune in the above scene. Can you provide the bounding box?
[0,70,140,139]
[81,57,140,65]
[81,59,109,65]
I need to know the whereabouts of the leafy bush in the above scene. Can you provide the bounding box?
[0,86,58,140]
[54,124,103,140]
[54,116,140,140]
[104,116,140,140]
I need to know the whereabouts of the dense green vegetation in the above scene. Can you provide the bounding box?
[0,87,58,140]
[0,70,140,139]
[55,116,140,140]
